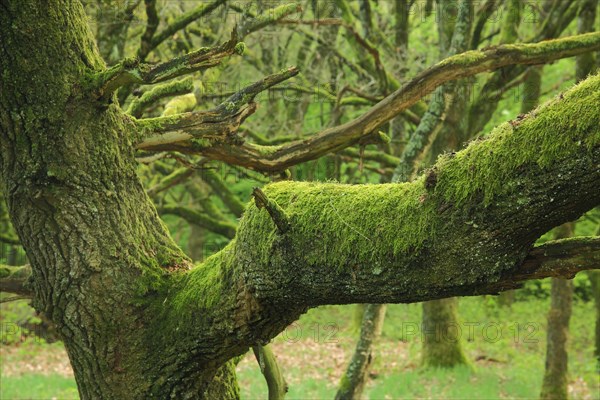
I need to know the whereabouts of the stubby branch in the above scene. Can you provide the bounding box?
[135,104,256,149]
[126,77,194,118]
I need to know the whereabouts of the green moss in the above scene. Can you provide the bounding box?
[224,101,236,112]
[163,93,197,116]
[438,50,486,67]
[435,72,600,206]
[234,42,246,55]
[237,178,438,269]
[245,143,282,156]
[136,114,182,133]
[168,240,236,312]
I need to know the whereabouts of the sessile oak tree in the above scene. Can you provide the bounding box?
[1,1,599,398]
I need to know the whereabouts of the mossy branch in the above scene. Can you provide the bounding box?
[214,67,300,116]
[135,104,257,149]
[165,74,599,350]
[236,3,302,38]
[514,237,600,282]
[0,264,32,296]
[252,344,288,400]
[135,67,299,149]
[92,33,241,99]
[126,77,194,118]
[178,32,600,172]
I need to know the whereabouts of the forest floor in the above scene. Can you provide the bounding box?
[0,296,598,399]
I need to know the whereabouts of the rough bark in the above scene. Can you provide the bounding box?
[1,1,600,399]
[0,2,219,397]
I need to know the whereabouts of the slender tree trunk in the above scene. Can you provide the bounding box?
[588,270,600,368]
[335,304,386,400]
[497,290,515,307]
[540,224,575,400]
[540,278,573,400]
[421,298,469,368]
[576,0,598,82]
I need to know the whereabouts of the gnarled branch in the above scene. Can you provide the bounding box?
[135,67,300,149]
[141,32,600,172]
[92,33,242,99]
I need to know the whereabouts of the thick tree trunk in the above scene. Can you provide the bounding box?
[0,2,232,397]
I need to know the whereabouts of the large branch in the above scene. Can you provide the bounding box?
[143,32,600,172]
[508,237,600,286]
[160,73,600,365]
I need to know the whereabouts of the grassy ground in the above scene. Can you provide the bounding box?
[0,296,598,399]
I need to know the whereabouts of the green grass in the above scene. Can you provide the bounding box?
[1,295,598,399]
[0,374,79,399]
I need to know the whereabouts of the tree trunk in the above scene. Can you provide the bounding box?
[335,304,386,399]
[540,224,575,400]
[421,298,469,368]
[0,2,236,397]
[576,0,598,82]
[588,270,600,367]
[540,278,573,399]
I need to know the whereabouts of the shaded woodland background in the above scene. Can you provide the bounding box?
[1,0,599,398]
